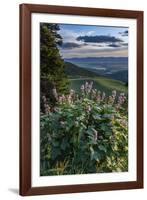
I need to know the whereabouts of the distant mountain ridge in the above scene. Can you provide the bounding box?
[65,57,128,62]
[64,57,128,83]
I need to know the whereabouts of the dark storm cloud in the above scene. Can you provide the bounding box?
[76,35,123,43]
[61,42,87,49]
[119,30,128,36]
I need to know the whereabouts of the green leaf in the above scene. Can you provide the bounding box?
[61,138,69,150]
[90,146,101,161]
[98,145,107,153]
[51,148,61,160]
[93,114,101,120]
[52,142,58,147]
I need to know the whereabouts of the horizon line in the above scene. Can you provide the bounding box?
[64,56,128,59]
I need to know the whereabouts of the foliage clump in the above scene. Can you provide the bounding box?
[40,82,128,176]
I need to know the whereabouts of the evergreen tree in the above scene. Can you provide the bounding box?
[40,23,69,109]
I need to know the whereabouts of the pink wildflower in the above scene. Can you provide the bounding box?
[101,92,106,101]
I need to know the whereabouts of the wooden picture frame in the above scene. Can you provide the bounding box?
[20,3,143,196]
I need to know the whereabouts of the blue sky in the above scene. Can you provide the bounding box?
[58,24,128,58]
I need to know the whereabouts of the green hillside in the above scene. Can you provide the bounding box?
[65,62,98,78]
[65,62,127,95]
[106,70,128,83]
[70,78,127,95]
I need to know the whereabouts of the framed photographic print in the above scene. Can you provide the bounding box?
[19,4,143,196]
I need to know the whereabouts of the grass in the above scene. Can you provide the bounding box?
[69,77,127,95]
[65,61,128,95]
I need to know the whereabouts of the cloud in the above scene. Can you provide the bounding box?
[86,43,105,47]
[107,42,128,48]
[59,29,79,43]
[60,44,128,58]
[121,43,128,46]
[61,42,83,49]
[108,44,121,48]
[119,30,128,36]
[59,29,95,44]
[58,28,128,58]
[86,31,96,36]
[60,48,128,58]
[76,35,123,43]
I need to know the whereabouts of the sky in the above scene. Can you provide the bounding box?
[57,24,128,58]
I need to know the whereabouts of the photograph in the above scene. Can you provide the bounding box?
[40,23,128,176]
[19,4,143,195]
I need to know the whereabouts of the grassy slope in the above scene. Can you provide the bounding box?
[70,78,127,95]
[65,62,127,95]
[106,70,128,83]
[65,62,98,77]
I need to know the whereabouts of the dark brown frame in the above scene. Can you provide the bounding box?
[20,3,144,196]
